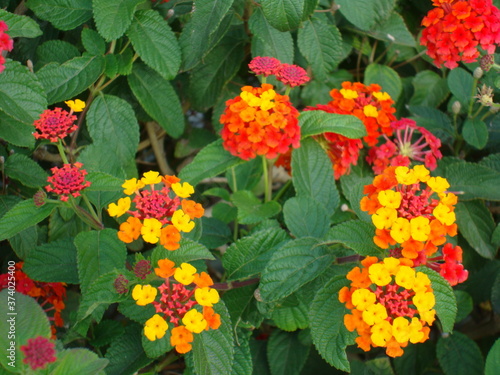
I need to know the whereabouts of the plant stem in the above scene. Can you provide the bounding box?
[262,156,272,202]
[56,140,69,164]
[272,179,291,202]
[468,78,479,117]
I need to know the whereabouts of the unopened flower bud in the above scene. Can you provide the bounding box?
[480,55,494,72]
[33,190,47,207]
[452,101,461,114]
[473,67,483,79]
[134,260,152,280]
[341,203,350,212]
[114,274,129,294]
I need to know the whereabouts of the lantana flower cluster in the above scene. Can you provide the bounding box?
[220,83,301,160]
[249,56,310,87]
[0,21,13,73]
[339,257,436,358]
[33,100,85,142]
[0,262,67,336]
[421,0,500,69]
[107,171,204,251]
[131,259,221,354]
[20,336,57,370]
[360,165,468,286]
[366,118,443,174]
[45,162,91,202]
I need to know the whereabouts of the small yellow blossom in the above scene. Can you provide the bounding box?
[182,309,207,333]
[413,272,431,294]
[368,263,392,286]
[371,320,392,347]
[141,218,162,244]
[65,99,86,112]
[122,178,145,195]
[144,314,168,341]
[408,318,424,343]
[419,309,436,325]
[174,263,197,285]
[413,292,436,312]
[141,171,162,185]
[395,166,418,185]
[340,88,359,99]
[390,217,411,243]
[433,203,456,226]
[372,207,398,230]
[351,289,376,311]
[427,176,450,193]
[195,287,220,307]
[172,182,195,198]
[132,284,157,306]
[382,257,401,275]
[413,165,430,182]
[107,197,131,217]
[392,317,410,343]
[363,105,378,118]
[378,190,402,209]
[395,266,416,289]
[410,216,430,242]
[172,209,195,233]
[362,303,388,325]
[373,91,391,101]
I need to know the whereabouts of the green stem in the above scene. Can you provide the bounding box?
[272,179,291,202]
[155,351,179,372]
[82,193,102,223]
[261,75,267,84]
[230,166,239,242]
[56,140,69,164]
[262,156,272,202]
[468,78,479,117]
[284,86,291,97]
[70,197,104,230]
[471,104,485,119]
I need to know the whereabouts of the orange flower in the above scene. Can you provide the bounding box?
[170,326,194,354]
[193,272,214,288]
[155,259,176,278]
[159,225,181,251]
[203,306,221,330]
[181,200,204,219]
[118,217,142,243]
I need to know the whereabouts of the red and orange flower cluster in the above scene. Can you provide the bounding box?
[339,257,436,358]
[0,262,67,336]
[107,171,204,251]
[45,162,91,202]
[0,21,13,73]
[249,56,310,87]
[220,83,301,160]
[33,100,85,142]
[421,0,500,69]
[360,165,467,286]
[131,259,221,354]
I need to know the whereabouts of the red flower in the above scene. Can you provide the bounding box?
[20,336,57,370]
[33,108,78,142]
[0,20,13,74]
[248,56,281,77]
[276,64,310,87]
[45,162,91,201]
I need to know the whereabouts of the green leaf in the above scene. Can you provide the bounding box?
[36,40,81,67]
[23,237,79,283]
[226,157,263,192]
[485,338,500,375]
[36,55,105,104]
[249,8,294,64]
[392,341,436,375]
[231,190,281,225]
[283,197,330,239]
[128,63,184,138]
[9,226,37,259]
[492,272,500,314]
[299,111,367,139]
[260,0,304,32]
[81,28,106,56]
[77,143,127,178]
[142,330,172,359]
[446,162,500,201]
[416,267,457,333]
[271,295,309,332]
[0,112,35,148]
[267,330,310,375]
[326,220,385,256]
[75,228,127,294]
[0,9,42,38]
[86,94,140,167]
[369,12,416,47]
[223,227,289,281]
[50,348,109,375]
[448,68,474,106]
[26,0,92,30]
[179,139,244,186]
[462,118,488,149]
[455,200,497,259]
[0,60,47,124]
[189,27,246,110]
[409,70,449,107]
[180,0,235,70]
[127,10,181,80]
[192,301,235,375]
[437,331,484,375]
[297,17,344,80]
[291,138,340,213]
[0,291,51,373]
[198,217,232,249]
[0,199,54,241]
[309,276,356,372]
[336,0,395,31]
[4,153,48,188]
[454,290,473,322]
[93,0,144,41]
[408,105,455,141]
[260,237,335,302]
[151,238,214,267]
[232,329,253,375]
[364,63,402,101]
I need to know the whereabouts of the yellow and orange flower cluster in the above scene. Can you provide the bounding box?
[220,83,300,160]
[339,257,436,358]
[131,259,221,354]
[107,171,204,251]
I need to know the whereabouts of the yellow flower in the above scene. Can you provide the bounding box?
[373,91,391,101]
[240,91,261,107]
[433,203,456,226]
[371,320,392,346]
[144,314,168,341]
[141,171,162,185]
[362,303,388,325]
[172,209,195,233]
[351,289,376,311]
[65,99,86,112]
[260,89,276,111]
[413,165,430,182]
[395,266,415,289]
[382,257,400,275]
[395,166,417,185]
[182,309,207,333]
[368,263,392,286]
[392,317,410,344]
[132,284,157,306]
[419,309,436,325]
[340,88,359,99]
[174,263,197,285]
[440,192,458,206]
[410,216,430,242]
[408,318,424,343]
[377,190,402,209]
[107,197,131,217]
[195,287,220,307]
[427,176,450,193]
[413,272,431,294]
[390,218,411,243]
[413,292,436,312]
[122,178,145,195]
[363,104,378,118]
[172,182,195,198]
[372,207,397,230]
[141,218,162,244]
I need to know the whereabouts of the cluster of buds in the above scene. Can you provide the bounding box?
[248,56,310,87]
[420,0,500,69]
[33,100,85,142]
[20,336,57,370]
[220,83,300,160]
[45,162,91,202]
[0,21,13,73]
[130,259,221,354]
[360,165,467,286]
[339,257,436,358]
[0,262,67,336]
[107,171,204,251]
[366,118,443,174]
